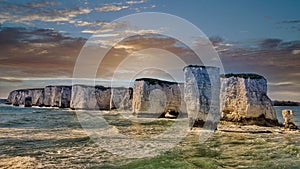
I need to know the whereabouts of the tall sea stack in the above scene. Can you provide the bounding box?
[183,65,220,127]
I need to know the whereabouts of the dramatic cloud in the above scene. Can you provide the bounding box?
[0,27,86,78]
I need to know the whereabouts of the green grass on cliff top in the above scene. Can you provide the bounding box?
[220,73,264,79]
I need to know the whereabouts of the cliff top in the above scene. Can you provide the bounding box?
[135,78,179,85]
[220,73,265,79]
[12,88,44,92]
[183,65,218,69]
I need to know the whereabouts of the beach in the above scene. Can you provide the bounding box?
[0,104,299,168]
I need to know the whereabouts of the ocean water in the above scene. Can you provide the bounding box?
[0,104,299,168]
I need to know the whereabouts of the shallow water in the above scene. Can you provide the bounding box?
[0,104,299,168]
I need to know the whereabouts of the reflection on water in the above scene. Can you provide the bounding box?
[0,105,299,168]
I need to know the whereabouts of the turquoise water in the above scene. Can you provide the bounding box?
[0,104,299,168]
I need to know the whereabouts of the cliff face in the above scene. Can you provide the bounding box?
[7,88,44,106]
[132,78,183,117]
[44,86,71,108]
[5,66,279,127]
[70,85,133,110]
[7,86,70,108]
[70,85,99,110]
[183,66,220,126]
[110,87,133,110]
[220,75,278,126]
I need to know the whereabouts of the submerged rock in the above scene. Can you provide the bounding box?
[220,74,278,126]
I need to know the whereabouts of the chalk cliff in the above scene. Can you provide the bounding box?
[220,74,278,126]
[70,85,132,110]
[7,88,44,107]
[7,86,71,108]
[110,87,133,110]
[5,66,279,127]
[44,86,72,108]
[132,78,184,117]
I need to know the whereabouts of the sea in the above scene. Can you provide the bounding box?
[0,104,299,168]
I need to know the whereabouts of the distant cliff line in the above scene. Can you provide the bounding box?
[272,100,300,106]
[5,65,279,127]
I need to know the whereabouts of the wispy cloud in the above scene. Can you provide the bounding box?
[0,2,92,24]
[126,0,146,5]
[26,1,58,8]
[95,5,129,12]
[278,19,300,24]
[0,77,22,83]
[259,38,282,49]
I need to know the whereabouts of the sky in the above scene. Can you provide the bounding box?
[0,0,300,101]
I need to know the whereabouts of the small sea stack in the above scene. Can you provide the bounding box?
[282,109,298,130]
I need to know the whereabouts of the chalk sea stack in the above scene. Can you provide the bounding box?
[183,65,220,127]
[132,78,184,118]
[220,74,278,126]
[282,109,298,130]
